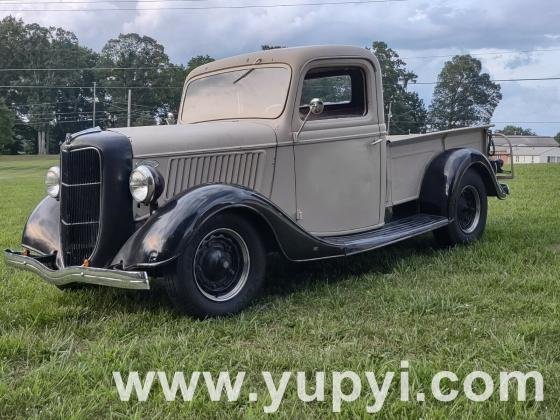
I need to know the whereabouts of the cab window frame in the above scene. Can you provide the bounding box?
[298,66,368,121]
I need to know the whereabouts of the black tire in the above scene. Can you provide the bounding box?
[434,169,488,247]
[164,213,266,317]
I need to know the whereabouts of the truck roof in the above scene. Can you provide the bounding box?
[187,45,378,79]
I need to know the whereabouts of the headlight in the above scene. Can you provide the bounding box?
[129,165,163,204]
[45,166,60,198]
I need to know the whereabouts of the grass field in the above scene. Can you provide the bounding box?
[0,155,559,418]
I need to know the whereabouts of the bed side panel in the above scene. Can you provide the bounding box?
[388,128,487,205]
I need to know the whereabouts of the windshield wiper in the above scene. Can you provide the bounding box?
[233,68,254,84]
[233,58,262,84]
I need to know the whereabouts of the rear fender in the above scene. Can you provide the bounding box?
[111,184,344,270]
[420,148,507,218]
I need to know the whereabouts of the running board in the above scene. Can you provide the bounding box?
[321,214,449,255]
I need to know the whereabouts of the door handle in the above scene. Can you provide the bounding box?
[369,138,383,146]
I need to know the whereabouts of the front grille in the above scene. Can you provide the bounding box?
[60,148,101,266]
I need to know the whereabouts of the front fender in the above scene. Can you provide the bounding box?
[21,196,64,268]
[420,148,507,218]
[111,184,344,270]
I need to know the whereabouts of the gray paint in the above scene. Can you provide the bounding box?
[112,45,491,235]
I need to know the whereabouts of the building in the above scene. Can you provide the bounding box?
[493,135,560,164]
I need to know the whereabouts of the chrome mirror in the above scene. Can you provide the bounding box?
[295,98,324,141]
[165,112,176,125]
[309,98,324,115]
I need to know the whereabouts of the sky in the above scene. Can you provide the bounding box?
[2,0,560,135]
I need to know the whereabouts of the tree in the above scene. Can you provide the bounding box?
[186,55,214,75]
[0,16,99,153]
[369,42,427,134]
[555,132,560,144]
[498,125,536,136]
[429,55,502,130]
[98,33,181,126]
[0,98,15,154]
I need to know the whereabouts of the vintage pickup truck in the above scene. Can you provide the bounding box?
[5,45,510,317]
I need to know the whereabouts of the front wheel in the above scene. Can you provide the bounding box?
[434,169,488,247]
[164,213,266,317]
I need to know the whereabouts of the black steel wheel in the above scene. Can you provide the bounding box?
[457,185,482,234]
[193,228,250,302]
[434,169,488,246]
[164,213,266,317]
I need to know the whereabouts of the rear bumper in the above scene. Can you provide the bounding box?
[3,249,150,290]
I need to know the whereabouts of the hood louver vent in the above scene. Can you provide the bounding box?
[165,151,265,199]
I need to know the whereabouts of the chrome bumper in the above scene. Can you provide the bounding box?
[3,249,150,290]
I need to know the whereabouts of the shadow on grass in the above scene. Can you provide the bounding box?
[263,234,442,297]
[73,234,442,316]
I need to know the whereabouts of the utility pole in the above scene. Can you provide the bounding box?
[387,102,392,135]
[127,89,132,127]
[92,82,97,127]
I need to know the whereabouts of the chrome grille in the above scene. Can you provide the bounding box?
[60,148,101,266]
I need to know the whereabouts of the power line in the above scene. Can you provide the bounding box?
[0,0,213,3]
[0,66,172,72]
[9,100,157,108]
[9,99,79,107]
[492,77,560,82]
[0,0,408,12]
[0,47,556,73]
[401,48,560,60]
[0,85,183,89]
[15,119,110,125]
[390,120,560,124]
[409,76,560,86]
[0,0,409,12]
[0,49,557,73]
[2,76,559,90]
[15,111,150,124]
[18,110,108,117]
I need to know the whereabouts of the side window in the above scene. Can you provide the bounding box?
[299,66,367,120]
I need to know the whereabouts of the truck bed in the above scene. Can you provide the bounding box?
[386,125,491,206]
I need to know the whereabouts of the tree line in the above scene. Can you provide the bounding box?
[1,16,552,155]
[0,16,214,154]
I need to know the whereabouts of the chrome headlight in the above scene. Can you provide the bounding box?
[129,165,163,204]
[45,166,60,198]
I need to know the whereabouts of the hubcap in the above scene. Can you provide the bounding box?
[457,185,481,234]
[193,228,250,302]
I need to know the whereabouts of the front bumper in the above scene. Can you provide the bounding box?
[4,249,150,290]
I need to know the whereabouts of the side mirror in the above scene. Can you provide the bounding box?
[165,112,176,125]
[295,98,324,141]
[309,98,324,115]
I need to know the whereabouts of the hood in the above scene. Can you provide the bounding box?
[110,120,277,158]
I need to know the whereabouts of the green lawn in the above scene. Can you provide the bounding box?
[0,155,559,418]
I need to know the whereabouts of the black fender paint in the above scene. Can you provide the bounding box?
[111,184,344,270]
[419,148,507,218]
[21,196,64,268]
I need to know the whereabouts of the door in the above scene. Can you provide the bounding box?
[293,62,385,236]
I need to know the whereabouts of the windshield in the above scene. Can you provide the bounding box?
[181,66,291,123]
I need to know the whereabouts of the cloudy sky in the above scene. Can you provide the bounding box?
[2,0,559,135]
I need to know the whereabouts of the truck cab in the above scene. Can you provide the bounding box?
[5,46,510,317]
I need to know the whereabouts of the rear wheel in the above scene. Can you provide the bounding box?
[434,169,488,246]
[164,213,266,317]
